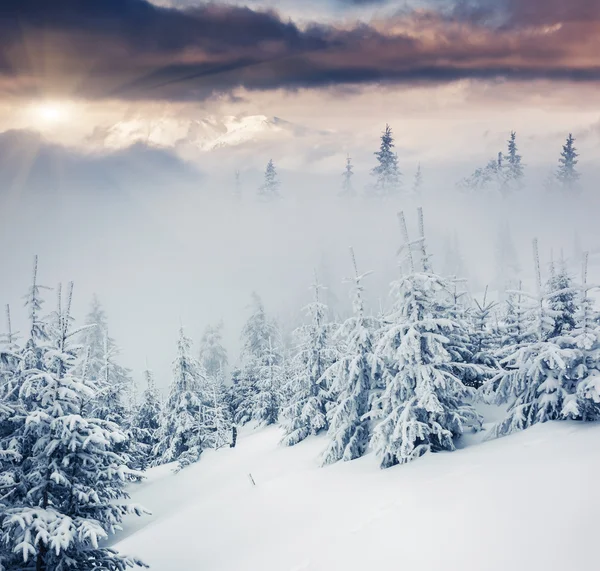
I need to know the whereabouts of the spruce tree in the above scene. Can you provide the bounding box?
[412,163,423,196]
[202,367,234,449]
[321,249,384,465]
[281,275,338,446]
[546,257,577,338]
[371,124,401,196]
[153,327,207,470]
[556,133,580,193]
[258,159,281,200]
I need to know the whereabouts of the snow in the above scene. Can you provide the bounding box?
[113,419,600,571]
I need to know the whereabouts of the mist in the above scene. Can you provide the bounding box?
[0,127,597,391]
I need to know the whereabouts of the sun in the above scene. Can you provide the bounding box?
[32,101,70,124]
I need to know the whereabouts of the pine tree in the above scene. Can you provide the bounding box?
[1,282,146,570]
[321,249,384,465]
[372,211,481,467]
[470,287,501,381]
[202,367,233,449]
[340,154,355,197]
[253,336,282,426]
[258,159,281,200]
[153,327,207,470]
[556,133,580,193]
[504,131,524,192]
[130,367,162,469]
[546,256,577,338]
[371,124,401,196]
[281,274,338,446]
[199,322,228,379]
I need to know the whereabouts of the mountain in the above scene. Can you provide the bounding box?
[89,114,325,154]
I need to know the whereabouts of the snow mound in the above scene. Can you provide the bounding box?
[114,421,600,571]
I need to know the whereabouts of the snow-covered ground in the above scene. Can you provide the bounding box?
[114,418,600,571]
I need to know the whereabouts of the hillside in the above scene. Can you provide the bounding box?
[113,418,599,571]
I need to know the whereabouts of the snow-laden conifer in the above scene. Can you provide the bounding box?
[321,248,384,465]
[370,124,401,197]
[258,159,281,200]
[281,274,338,446]
[130,367,162,469]
[556,133,580,193]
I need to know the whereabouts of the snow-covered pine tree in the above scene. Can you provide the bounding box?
[228,365,254,426]
[153,327,207,470]
[556,133,580,193]
[281,273,338,446]
[2,282,146,570]
[199,322,228,379]
[546,255,578,339]
[258,159,281,200]
[483,240,580,438]
[320,248,384,465]
[340,154,355,197]
[202,366,234,449]
[371,124,401,197]
[568,252,600,420]
[233,293,282,426]
[130,367,162,469]
[504,131,524,192]
[372,210,481,467]
[470,287,501,382]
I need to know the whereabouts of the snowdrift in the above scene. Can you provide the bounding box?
[113,421,600,571]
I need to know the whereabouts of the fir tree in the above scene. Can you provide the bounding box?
[371,124,401,196]
[258,159,281,200]
[556,133,580,193]
[546,257,577,338]
[202,367,233,449]
[321,249,384,465]
[340,154,355,197]
[1,282,146,570]
[281,274,338,446]
[153,327,207,470]
[253,336,282,426]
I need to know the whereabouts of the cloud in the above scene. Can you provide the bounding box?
[1,0,600,102]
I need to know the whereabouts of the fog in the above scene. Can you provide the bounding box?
[0,130,597,391]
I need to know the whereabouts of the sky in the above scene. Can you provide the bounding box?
[1,0,599,388]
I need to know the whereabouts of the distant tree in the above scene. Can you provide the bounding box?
[371,124,401,196]
[340,154,355,197]
[504,131,524,191]
[494,223,521,300]
[258,159,281,200]
[556,134,580,193]
[442,232,467,280]
[130,367,162,469]
[412,163,423,195]
[199,322,228,379]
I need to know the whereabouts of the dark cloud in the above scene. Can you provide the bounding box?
[1,0,599,101]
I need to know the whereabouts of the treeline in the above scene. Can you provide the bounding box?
[2,208,600,569]
[239,127,582,200]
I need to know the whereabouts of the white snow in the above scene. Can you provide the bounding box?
[114,419,600,571]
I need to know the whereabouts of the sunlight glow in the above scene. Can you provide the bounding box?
[33,101,70,123]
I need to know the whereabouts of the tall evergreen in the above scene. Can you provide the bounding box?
[281,275,338,446]
[130,367,162,469]
[412,163,423,195]
[321,249,384,465]
[371,124,401,196]
[556,133,580,193]
[153,327,207,470]
[258,159,281,200]
[199,322,228,379]
[546,257,577,338]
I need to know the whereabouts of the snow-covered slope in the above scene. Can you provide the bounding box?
[114,420,600,571]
